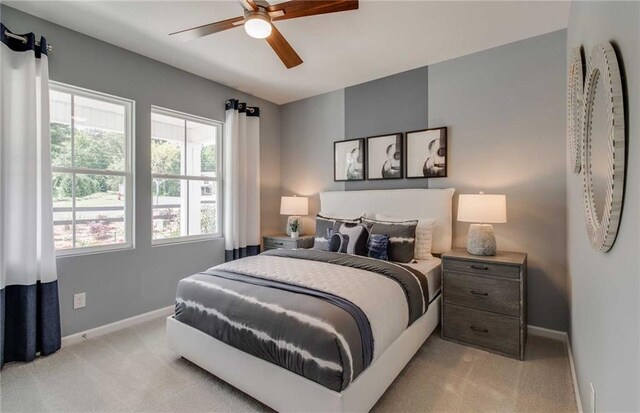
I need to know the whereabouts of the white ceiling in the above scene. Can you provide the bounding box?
[6,1,570,104]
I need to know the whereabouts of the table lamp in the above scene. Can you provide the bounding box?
[457,193,507,256]
[280,196,309,238]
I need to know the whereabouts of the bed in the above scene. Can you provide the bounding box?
[166,188,455,412]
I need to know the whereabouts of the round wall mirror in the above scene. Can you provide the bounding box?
[567,47,584,173]
[582,42,625,252]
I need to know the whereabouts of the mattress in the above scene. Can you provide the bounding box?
[406,257,442,303]
[173,249,431,392]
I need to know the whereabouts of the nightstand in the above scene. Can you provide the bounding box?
[263,234,314,251]
[441,248,527,360]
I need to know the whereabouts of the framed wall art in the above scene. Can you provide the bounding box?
[366,133,403,180]
[405,127,447,178]
[334,138,365,181]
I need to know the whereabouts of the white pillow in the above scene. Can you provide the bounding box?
[375,214,436,260]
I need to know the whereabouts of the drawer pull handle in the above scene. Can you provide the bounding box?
[274,242,284,246]
[470,326,489,333]
[471,265,489,270]
[470,290,489,296]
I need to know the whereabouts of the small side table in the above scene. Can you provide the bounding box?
[263,234,314,251]
[441,248,527,360]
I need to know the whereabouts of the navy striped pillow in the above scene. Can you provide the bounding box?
[367,234,389,261]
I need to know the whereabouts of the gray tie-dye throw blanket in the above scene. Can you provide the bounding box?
[174,249,429,391]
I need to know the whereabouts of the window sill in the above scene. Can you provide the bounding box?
[152,234,223,247]
[56,243,134,258]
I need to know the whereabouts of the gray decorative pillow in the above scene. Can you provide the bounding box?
[328,233,349,253]
[361,217,418,263]
[313,214,360,251]
[313,215,336,251]
[337,223,369,256]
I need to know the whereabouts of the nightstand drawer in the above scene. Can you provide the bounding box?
[443,304,520,356]
[443,271,520,317]
[264,238,297,249]
[263,235,314,251]
[444,258,520,279]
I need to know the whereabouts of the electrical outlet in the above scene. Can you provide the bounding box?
[590,383,596,413]
[73,292,86,309]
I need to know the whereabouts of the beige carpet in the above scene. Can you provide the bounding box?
[1,317,577,413]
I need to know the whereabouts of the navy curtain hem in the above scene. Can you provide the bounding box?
[1,280,61,369]
[225,245,261,262]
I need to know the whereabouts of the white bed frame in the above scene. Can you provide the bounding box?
[166,188,455,412]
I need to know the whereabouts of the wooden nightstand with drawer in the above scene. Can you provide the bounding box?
[263,234,314,251]
[441,248,527,360]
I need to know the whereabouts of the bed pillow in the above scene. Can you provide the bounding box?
[367,234,389,261]
[376,214,437,260]
[318,211,367,221]
[361,217,418,263]
[313,215,336,251]
[336,223,369,256]
[313,214,360,251]
[328,233,349,253]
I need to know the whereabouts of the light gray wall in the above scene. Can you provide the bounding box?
[279,31,568,331]
[344,66,429,191]
[566,2,640,411]
[280,90,345,233]
[1,5,281,336]
[428,30,568,331]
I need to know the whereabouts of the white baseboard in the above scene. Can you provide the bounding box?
[527,324,583,413]
[527,324,567,341]
[61,305,174,347]
[565,335,583,413]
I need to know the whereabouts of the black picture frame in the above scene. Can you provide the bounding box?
[405,127,447,179]
[366,133,403,180]
[334,138,365,182]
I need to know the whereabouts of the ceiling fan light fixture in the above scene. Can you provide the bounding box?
[244,11,272,39]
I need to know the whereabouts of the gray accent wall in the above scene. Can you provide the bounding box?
[280,90,345,232]
[2,6,281,336]
[428,30,568,331]
[344,66,429,191]
[566,2,640,411]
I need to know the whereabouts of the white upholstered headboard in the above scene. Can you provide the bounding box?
[320,188,455,254]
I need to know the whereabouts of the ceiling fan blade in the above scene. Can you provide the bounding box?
[267,0,358,21]
[265,25,303,69]
[169,16,245,40]
[240,0,258,11]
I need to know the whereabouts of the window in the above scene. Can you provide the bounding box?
[50,82,134,254]
[151,107,222,243]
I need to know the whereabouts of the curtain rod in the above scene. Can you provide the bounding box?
[4,30,53,52]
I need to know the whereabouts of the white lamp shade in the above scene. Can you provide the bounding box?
[280,196,309,216]
[457,194,507,224]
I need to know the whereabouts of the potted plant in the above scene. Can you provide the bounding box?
[289,218,300,238]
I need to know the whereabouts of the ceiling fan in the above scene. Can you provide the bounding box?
[169,0,359,69]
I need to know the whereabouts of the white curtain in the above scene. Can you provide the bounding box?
[1,25,60,368]
[224,100,260,261]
